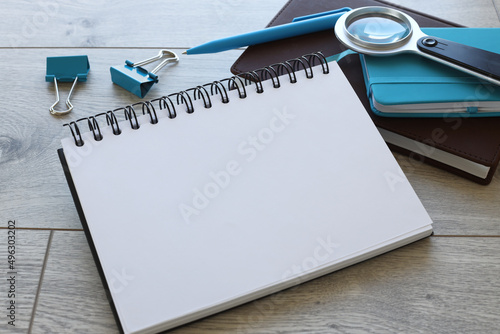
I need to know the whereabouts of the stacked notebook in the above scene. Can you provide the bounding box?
[362,28,500,117]
[231,0,500,184]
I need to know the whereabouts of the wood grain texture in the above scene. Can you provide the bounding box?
[31,231,118,333]
[31,233,500,333]
[0,228,49,333]
[0,0,285,48]
[495,0,500,20]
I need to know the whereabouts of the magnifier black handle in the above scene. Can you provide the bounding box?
[417,36,500,82]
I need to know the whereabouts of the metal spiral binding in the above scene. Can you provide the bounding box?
[64,52,329,147]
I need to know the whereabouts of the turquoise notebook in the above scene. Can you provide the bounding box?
[361,28,500,117]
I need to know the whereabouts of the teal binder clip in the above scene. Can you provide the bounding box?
[110,50,179,98]
[45,55,90,116]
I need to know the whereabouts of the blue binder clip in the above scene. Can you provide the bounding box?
[46,55,90,116]
[110,50,179,98]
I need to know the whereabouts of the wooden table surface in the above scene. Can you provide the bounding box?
[0,0,499,333]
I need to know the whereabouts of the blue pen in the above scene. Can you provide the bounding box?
[184,8,351,55]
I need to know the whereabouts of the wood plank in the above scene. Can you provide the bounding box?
[1,0,498,50]
[31,232,500,333]
[30,231,118,333]
[390,0,500,27]
[495,0,500,21]
[0,0,287,48]
[0,228,49,333]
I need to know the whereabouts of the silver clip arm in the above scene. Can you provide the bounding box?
[49,76,78,116]
[130,50,179,75]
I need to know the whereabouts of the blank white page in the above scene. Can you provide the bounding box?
[61,62,432,334]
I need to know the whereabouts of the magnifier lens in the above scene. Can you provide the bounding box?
[346,14,411,44]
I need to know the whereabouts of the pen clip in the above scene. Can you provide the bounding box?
[292,7,351,23]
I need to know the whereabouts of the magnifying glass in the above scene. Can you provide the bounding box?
[334,7,500,86]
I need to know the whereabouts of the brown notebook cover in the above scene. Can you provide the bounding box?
[231,0,500,185]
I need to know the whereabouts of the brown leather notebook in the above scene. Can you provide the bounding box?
[231,0,500,185]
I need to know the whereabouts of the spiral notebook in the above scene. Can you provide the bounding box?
[58,55,433,334]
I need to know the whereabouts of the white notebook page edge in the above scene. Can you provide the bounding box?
[378,128,490,179]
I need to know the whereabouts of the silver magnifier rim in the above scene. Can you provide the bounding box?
[342,6,413,50]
